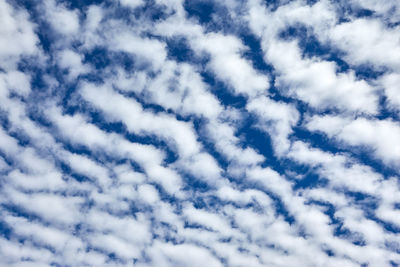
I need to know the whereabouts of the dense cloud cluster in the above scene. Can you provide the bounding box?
[0,0,400,266]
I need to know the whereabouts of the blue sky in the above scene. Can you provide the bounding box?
[0,0,400,266]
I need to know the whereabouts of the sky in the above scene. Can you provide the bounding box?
[0,0,400,266]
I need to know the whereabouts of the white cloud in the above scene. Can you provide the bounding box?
[137,184,160,204]
[115,62,223,119]
[269,40,378,114]
[306,115,400,167]
[328,18,400,70]
[381,72,400,112]
[193,33,269,97]
[148,241,223,267]
[80,82,201,157]
[247,96,299,155]
[57,49,90,80]
[0,71,31,96]
[3,187,83,225]
[48,107,184,195]
[247,0,379,114]
[0,0,38,70]
[120,0,144,9]
[288,140,384,194]
[154,11,270,97]
[112,33,167,70]
[45,0,80,36]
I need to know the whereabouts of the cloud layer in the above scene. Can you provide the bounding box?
[0,0,399,266]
